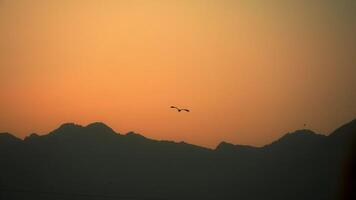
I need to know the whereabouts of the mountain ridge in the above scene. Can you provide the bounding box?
[1,119,355,150]
[0,118,355,200]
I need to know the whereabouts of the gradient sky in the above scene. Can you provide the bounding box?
[1,0,355,148]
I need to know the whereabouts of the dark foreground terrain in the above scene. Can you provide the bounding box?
[0,119,355,200]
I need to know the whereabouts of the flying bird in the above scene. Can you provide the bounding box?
[171,106,190,112]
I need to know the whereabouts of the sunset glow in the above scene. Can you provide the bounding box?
[1,0,355,147]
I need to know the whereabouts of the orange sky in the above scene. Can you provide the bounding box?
[0,0,355,148]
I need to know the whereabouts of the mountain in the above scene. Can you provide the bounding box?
[328,119,356,147]
[0,132,22,146]
[265,129,326,148]
[0,119,355,200]
[216,141,258,152]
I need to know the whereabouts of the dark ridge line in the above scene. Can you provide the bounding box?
[1,118,355,149]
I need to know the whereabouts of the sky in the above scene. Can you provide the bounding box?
[0,0,355,148]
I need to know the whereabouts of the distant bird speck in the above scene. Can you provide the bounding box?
[171,106,190,112]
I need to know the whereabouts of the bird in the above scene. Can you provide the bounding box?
[170,106,190,112]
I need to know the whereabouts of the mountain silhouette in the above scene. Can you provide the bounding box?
[0,119,355,200]
[0,133,22,146]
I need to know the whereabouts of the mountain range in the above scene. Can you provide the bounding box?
[0,119,355,200]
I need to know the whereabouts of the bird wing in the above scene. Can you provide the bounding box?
[171,106,190,112]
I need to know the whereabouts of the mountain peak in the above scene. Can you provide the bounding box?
[57,123,83,131]
[24,133,40,142]
[125,131,146,139]
[48,122,119,138]
[291,129,317,135]
[215,141,235,151]
[0,132,20,140]
[216,141,257,152]
[0,132,22,145]
[86,122,108,126]
[85,122,116,134]
[48,123,84,137]
[281,129,325,140]
[265,129,326,149]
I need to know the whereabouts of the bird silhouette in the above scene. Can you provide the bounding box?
[170,106,190,112]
